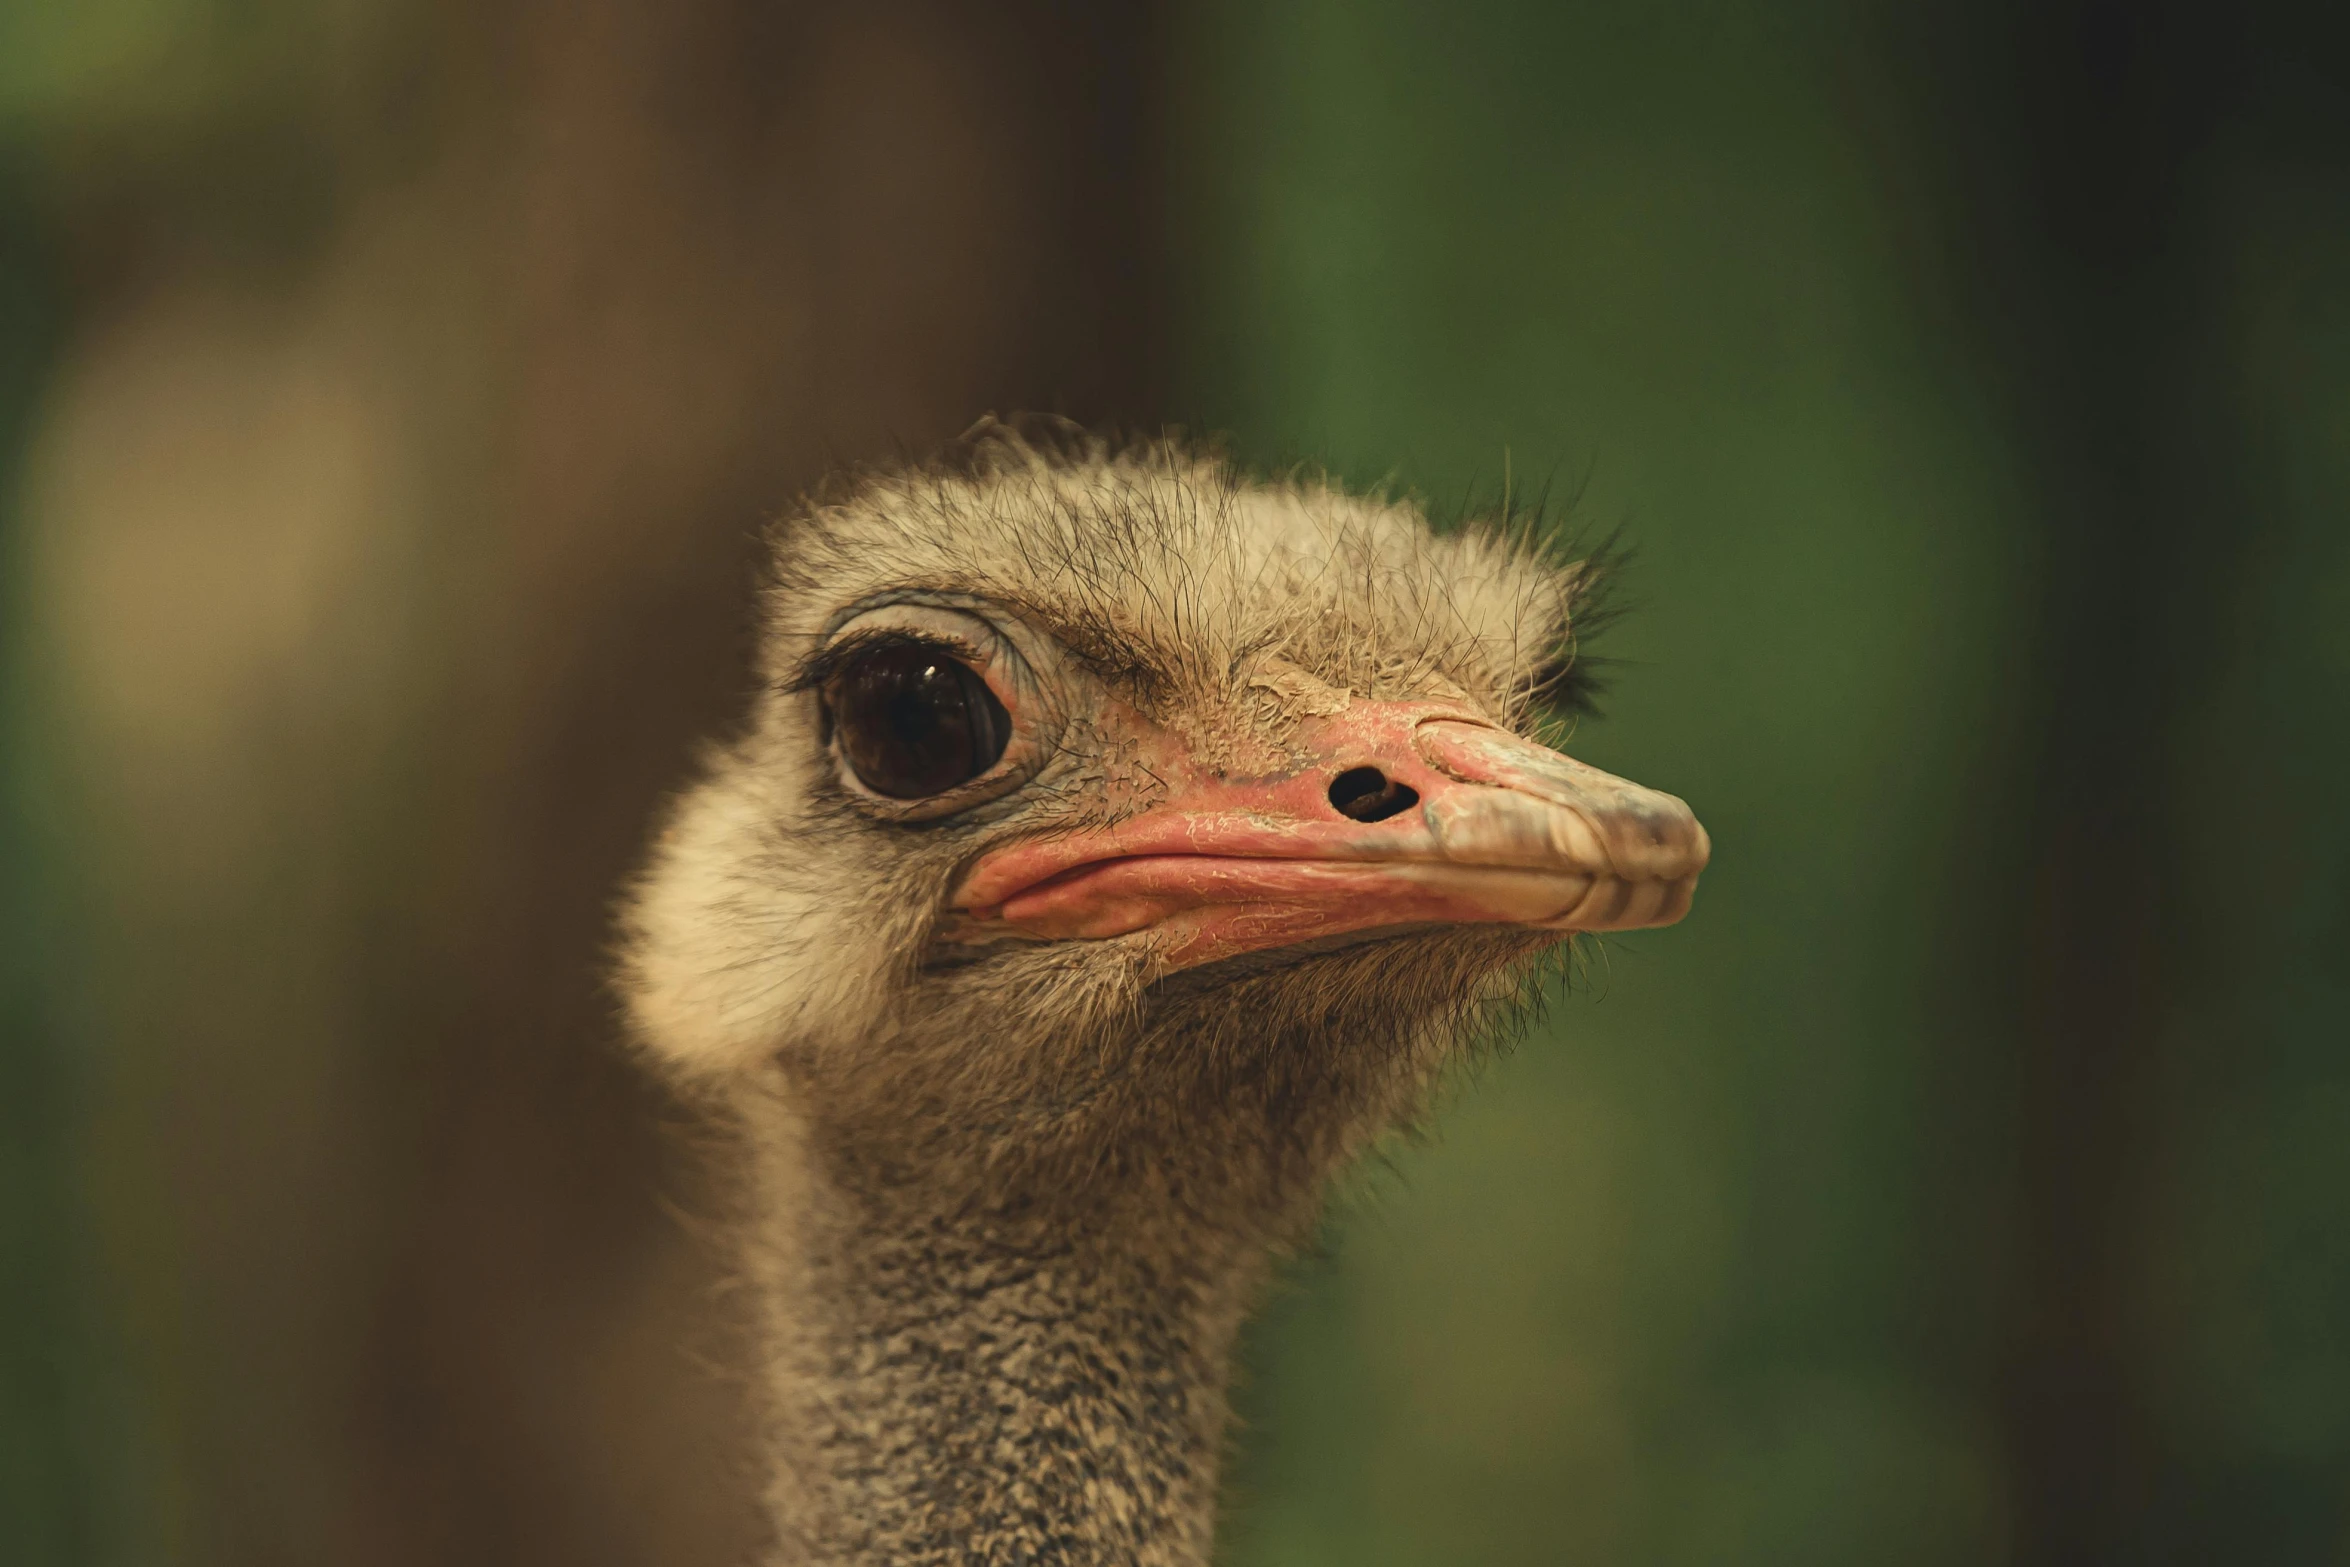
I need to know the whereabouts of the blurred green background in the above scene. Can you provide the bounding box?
[5,2,2347,1564]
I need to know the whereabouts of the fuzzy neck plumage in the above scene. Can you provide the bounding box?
[736,1088,1313,1567]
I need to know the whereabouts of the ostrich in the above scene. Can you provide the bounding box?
[619,422,1708,1565]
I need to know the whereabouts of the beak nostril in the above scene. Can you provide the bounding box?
[1328,766,1421,823]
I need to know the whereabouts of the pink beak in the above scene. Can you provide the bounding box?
[949,704,1711,974]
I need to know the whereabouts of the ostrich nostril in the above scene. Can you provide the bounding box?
[1328,766,1421,823]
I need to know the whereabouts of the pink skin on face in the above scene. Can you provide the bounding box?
[950,702,1710,973]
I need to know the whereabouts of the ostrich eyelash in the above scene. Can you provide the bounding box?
[784,630,974,697]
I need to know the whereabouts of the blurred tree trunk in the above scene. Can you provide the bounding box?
[16,3,1165,1564]
[1,154,81,1566]
[1904,9,2234,1560]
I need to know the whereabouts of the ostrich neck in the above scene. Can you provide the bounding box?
[744,1110,1283,1567]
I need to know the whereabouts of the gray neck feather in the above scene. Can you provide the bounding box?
[741,1102,1281,1566]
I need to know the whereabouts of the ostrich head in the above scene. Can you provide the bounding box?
[617,422,1708,1563]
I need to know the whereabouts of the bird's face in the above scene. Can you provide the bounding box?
[623,439,1708,1192]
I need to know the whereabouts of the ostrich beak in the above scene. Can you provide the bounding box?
[950,707,1710,973]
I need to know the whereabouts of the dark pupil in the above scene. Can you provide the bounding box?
[827,641,1010,799]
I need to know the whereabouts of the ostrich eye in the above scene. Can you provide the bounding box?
[824,640,1012,799]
